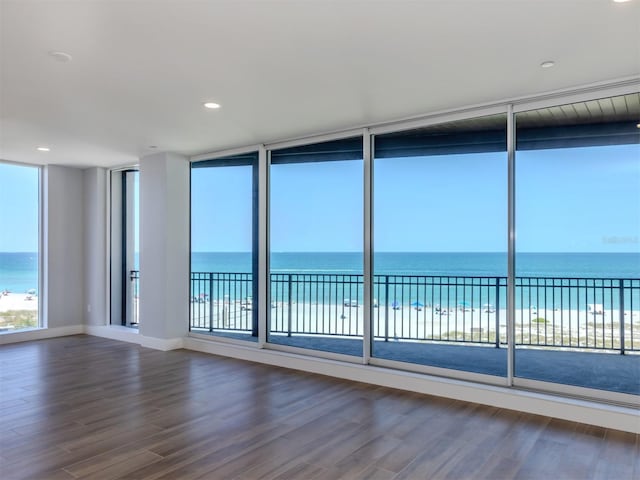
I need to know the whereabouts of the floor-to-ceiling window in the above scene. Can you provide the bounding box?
[190,152,258,341]
[182,85,639,409]
[0,162,40,332]
[514,94,640,396]
[268,137,363,357]
[110,169,139,327]
[371,114,508,379]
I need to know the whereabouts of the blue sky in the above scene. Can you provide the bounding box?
[191,166,253,252]
[374,152,507,252]
[1,142,638,254]
[0,163,39,252]
[191,143,639,253]
[270,160,364,252]
[516,145,640,253]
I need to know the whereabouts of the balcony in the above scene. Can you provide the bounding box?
[132,270,640,395]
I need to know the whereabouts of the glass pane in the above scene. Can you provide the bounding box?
[133,172,139,271]
[110,169,140,327]
[0,163,39,331]
[269,138,363,357]
[128,171,140,326]
[515,93,640,394]
[190,154,257,342]
[373,114,508,377]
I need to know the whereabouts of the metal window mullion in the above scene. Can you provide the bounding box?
[38,166,45,328]
[121,171,128,326]
[363,128,372,364]
[507,104,516,386]
[258,145,268,347]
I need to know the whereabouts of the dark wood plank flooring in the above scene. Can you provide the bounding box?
[0,335,637,480]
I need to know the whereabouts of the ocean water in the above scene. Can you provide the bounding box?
[187,252,640,309]
[1,251,639,294]
[0,252,39,293]
[191,252,640,278]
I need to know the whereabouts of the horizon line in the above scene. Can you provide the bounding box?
[191,251,640,255]
[1,251,638,255]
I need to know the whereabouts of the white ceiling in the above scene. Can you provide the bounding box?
[1,0,639,168]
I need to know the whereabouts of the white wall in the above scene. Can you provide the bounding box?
[83,167,107,326]
[138,152,189,344]
[43,165,85,328]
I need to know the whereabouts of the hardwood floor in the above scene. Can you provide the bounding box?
[0,335,637,480]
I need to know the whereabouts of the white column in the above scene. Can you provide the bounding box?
[83,167,107,326]
[43,165,85,329]
[139,152,190,349]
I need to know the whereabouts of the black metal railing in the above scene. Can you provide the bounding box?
[190,272,253,333]
[129,270,639,353]
[514,277,639,352]
[270,274,363,337]
[372,275,506,346]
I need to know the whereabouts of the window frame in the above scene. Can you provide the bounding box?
[186,80,640,406]
[0,160,43,331]
[189,146,261,344]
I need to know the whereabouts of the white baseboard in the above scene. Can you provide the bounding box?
[85,324,184,351]
[85,324,141,344]
[183,337,640,434]
[0,324,84,345]
[139,335,184,351]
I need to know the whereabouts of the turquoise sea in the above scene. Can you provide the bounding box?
[191,252,640,278]
[0,253,39,293]
[187,252,640,309]
[1,251,639,293]
[192,252,640,308]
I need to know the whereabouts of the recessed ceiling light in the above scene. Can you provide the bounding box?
[203,102,221,109]
[540,61,555,69]
[36,146,50,152]
[48,51,73,63]
[636,123,640,129]
[613,0,632,3]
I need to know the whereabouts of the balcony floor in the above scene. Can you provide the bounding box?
[194,329,640,396]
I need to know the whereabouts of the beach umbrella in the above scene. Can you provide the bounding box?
[391,300,400,309]
[27,289,37,295]
[411,301,424,308]
[458,301,470,307]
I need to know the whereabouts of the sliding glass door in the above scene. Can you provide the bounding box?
[371,114,508,378]
[269,137,363,357]
[110,169,139,326]
[190,152,258,341]
[514,93,640,395]
[183,87,639,405]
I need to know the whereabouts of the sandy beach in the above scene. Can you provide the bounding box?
[0,292,39,331]
[190,300,640,348]
[0,292,38,312]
